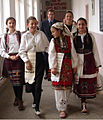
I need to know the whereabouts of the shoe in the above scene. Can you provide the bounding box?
[81,102,87,113]
[13,97,18,106]
[59,111,66,118]
[34,106,41,115]
[0,76,5,81]
[48,78,51,81]
[18,100,25,111]
[44,75,48,79]
[32,103,36,108]
[35,110,41,115]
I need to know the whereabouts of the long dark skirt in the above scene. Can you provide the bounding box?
[74,77,97,99]
[4,57,25,86]
[74,52,97,99]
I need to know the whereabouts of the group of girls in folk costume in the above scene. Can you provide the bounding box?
[64,10,103,94]
[73,17,101,113]
[0,17,25,110]
[49,18,102,118]
[0,15,102,119]
[49,22,78,118]
[19,16,49,115]
[63,11,103,113]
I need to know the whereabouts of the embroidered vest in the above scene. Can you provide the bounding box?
[73,33,93,54]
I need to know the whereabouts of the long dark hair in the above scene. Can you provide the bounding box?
[6,17,16,33]
[65,10,74,18]
[77,17,87,25]
[76,17,90,44]
[77,17,88,35]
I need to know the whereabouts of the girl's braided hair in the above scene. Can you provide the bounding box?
[74,17,90,45]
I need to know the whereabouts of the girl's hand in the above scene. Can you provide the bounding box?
[51,68,57,75]
[9,56,16,61]
[63,18,66,24]
[73,68,77,74]
[15,54,19,60]
[26,61,32,71]
[96,68,99,73]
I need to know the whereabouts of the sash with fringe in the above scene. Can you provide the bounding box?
[25,52,36,84]
[51,53,64,82]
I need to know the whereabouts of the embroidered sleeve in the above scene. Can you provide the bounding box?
[0,34,9,58]
[19,34,29,62]
[48,38,57,69]
[71,38,78,68]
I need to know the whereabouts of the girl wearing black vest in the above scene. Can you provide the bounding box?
[73,17,101,113]
[0,17,25,111]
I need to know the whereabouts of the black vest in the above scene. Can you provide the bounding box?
[73,33,93,54]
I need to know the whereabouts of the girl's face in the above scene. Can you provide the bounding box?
[51,27,61,38]
[64,13,73,24]
[7,19,16,33]
[77,20,87,34]
[27,20,38,34]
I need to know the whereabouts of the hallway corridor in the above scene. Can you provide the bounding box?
[0,78,103,119]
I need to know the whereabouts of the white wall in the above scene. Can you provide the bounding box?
[10,0,15,17]
[0,0,4,34]
[71,0,89,22]
[0,0,11,33]
[71,0,103,34]
[89,1,100,34]
[0,0,41,34]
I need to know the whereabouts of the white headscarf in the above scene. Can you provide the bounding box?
[51,22,71,37]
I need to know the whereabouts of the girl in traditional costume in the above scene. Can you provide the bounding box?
[63,10,77,34]
[19,16,49,115]
[73,17,101,113]
[0,17,25,110]
[49,22,78,118]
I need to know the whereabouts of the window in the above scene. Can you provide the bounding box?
[100,0,103,31]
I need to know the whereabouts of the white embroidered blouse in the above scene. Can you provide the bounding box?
[19,30,49,62]
[0,31,20,58]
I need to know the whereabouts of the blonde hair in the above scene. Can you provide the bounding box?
[27,16,38,24]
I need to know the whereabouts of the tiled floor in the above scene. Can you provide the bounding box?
[0,78,103,119]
